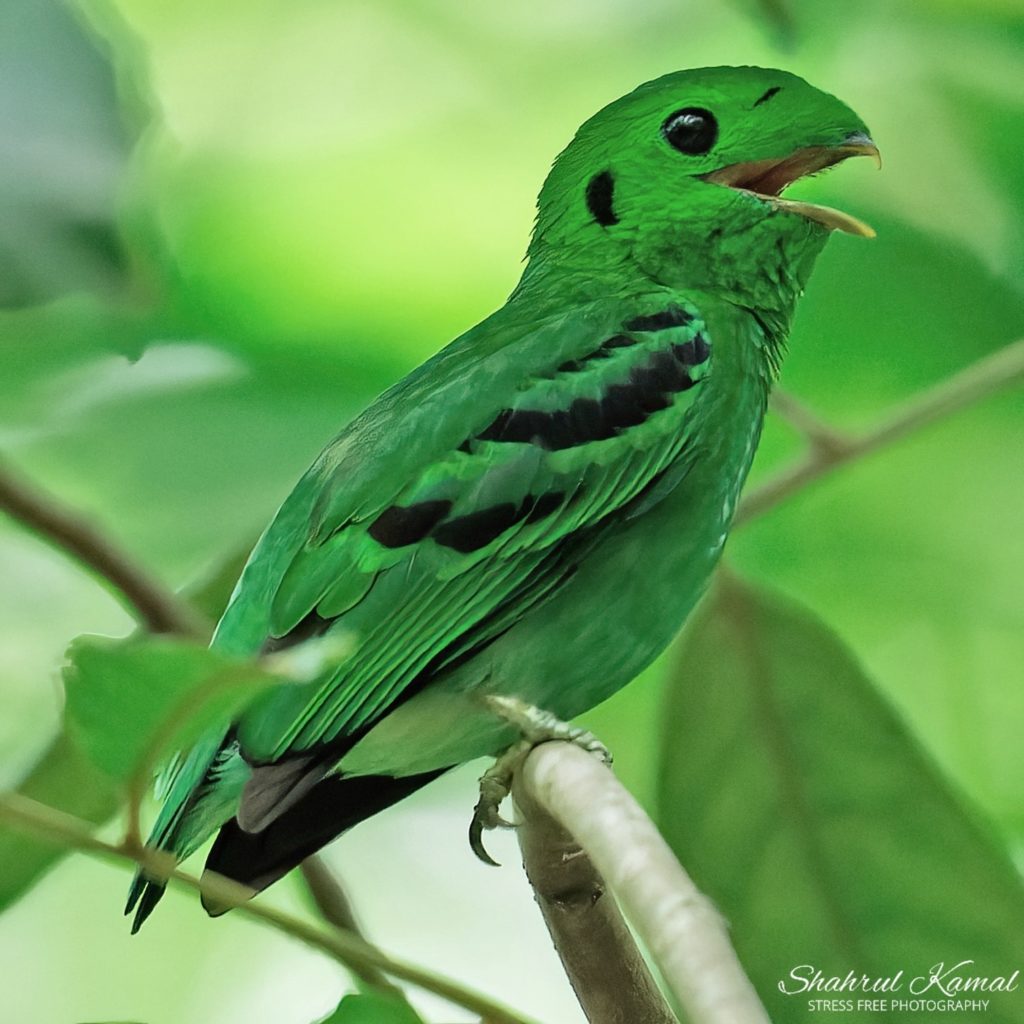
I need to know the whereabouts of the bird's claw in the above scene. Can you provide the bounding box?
[469,739,531,866]
[468,696,612,865]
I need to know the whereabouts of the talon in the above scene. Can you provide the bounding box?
[468,738,530,866]
[468,795,515,865]
[469,807,502,867]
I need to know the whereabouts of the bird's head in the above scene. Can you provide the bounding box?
[528,66,878,321]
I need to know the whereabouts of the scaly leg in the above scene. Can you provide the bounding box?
[469,695,612,866]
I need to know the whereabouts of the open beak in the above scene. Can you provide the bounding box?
[703,136,880,238]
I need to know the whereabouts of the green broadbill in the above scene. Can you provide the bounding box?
[127,66,877,929]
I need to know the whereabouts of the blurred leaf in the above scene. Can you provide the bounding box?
[0,0,143,307]
[317,992,424,1024]
[63,635,277,783]
[658,571,1024,1024]
[0,732,119,913]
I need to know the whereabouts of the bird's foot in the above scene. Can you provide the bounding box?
[468,695,612,866]
[469,738,531,866]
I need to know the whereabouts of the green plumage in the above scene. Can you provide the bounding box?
[128,66,875,929]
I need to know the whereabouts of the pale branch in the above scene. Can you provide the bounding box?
[514,775,678,1024]
[741,339,1024,525]
[517,743,771,1024]
[0,457,209,638]
[0,792,535,1024]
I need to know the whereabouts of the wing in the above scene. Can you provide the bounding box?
[219,296,714,765]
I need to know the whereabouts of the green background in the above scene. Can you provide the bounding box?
[1,0,1022,1022]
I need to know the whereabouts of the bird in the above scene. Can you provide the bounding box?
[127,65,878,931]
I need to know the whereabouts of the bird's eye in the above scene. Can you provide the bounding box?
[662,108,718,156]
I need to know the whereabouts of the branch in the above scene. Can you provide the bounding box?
[768,388,853,457]
[516,743,770,1024]
[514,775,678,1024]
[0,457,209,637]
[740,339,1024,525]
[299,857,400,996]
[0,792,535,1024]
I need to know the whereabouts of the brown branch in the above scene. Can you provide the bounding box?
[0,792,536,1024]
[299,857,400,996]
[769,388,854,457]
[517,743,770,1024]
[0,457,209,638]
[740,339,1024,525]
[514,774,678,1024]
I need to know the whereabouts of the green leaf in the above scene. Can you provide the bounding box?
[63,635,279,784]
[0,732,120,912]
[658,572,1024,1024]
[317,992,424,1024]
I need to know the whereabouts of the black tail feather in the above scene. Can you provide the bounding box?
[201,769,447,909]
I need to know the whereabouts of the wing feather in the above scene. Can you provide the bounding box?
[222,298,713,761]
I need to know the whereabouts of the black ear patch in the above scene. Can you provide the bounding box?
[754,86,781,107]
[585,170,619,227]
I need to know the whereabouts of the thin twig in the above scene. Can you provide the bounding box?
[740,340,1024,525]
[518,743,771,1024]
[0,457,209,638]
[514,775,678,1024]
[299,857,400,996]
[0,792,536,1024]
[769,388,854,456]
[298,856,364,940]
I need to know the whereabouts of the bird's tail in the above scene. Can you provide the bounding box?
[127,735,448,928]
[200,768,448,912]
[125,728,248,933]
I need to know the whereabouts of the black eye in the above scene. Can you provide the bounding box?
[662,108,718,156]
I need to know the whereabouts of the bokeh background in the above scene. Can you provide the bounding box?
[1,1,1022,1022]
